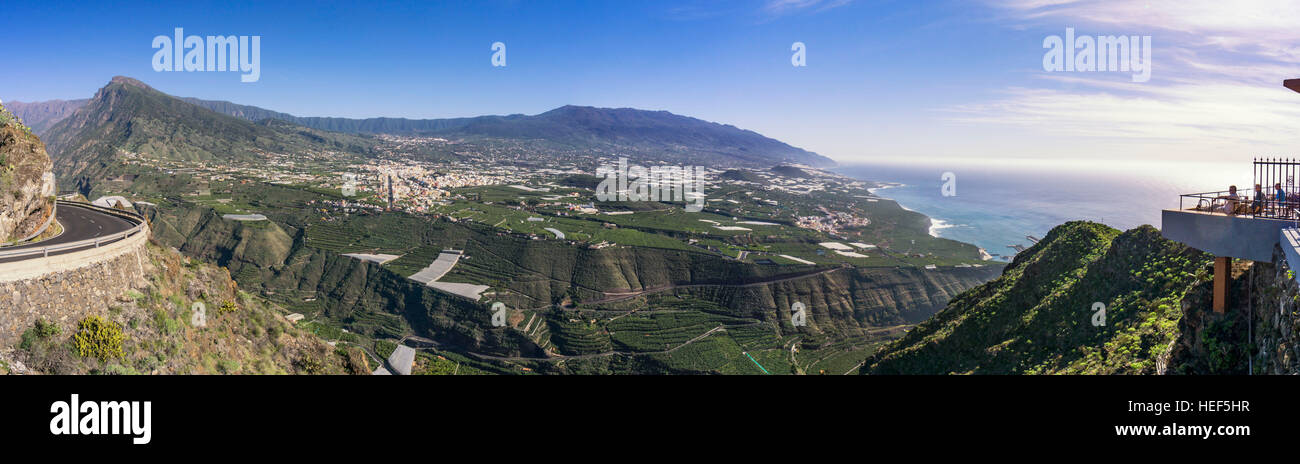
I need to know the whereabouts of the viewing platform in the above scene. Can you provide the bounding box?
[1161,207,1295,262]
[1162,158,1300,312]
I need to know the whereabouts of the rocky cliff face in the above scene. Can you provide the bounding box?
[1229,245,1300,374]
[0,101,56,243]
[1155,243,1300,375]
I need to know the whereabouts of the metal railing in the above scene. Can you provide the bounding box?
[1179,190,1300,221]
[0,201,146,260]
[59,199,147,222]
[1176,159,1300,222]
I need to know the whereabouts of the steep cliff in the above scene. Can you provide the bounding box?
[141,201,1001,366]
[1175,244,1300,375]
[1249,247,1300,374]
[0,101,56,243]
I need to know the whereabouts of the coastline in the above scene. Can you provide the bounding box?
[869,183,946,237]
[866,181,995,262]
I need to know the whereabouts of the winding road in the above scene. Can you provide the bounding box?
[0,202,139,264]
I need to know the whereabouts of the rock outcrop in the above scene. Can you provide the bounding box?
[0,101,56,243]
[1243,245,1300,374]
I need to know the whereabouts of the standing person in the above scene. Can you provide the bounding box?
[1277,183,1288,217]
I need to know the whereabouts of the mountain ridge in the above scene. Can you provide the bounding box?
[24,76,834,170]
[186,98,835,167]
[40,76,377,193]
[3,99,88,135]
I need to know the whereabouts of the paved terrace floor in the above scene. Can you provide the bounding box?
[408,252,490,300]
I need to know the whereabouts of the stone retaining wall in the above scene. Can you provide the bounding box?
[0,227,149,347]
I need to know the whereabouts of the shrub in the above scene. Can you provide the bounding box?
[217,359,241,374]
[218,300,238,314]
[73,315,126,361]
[19,318,61,350]
[296,354,323,374]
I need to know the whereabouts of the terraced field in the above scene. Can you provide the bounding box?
[304,214,435,253]
[608,312,749,352]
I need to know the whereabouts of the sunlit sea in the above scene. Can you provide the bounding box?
[835,160,1255,262]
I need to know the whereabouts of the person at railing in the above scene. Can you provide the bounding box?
[1251,184,1265,214]
[1277,183,1289,218]
[1217,185,1240,215]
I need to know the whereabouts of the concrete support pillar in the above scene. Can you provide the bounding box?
[1213,256,1230,313]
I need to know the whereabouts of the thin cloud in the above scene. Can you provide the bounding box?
[990,0,1300,75]
[762,0,854,16]
[942,0,1300,162]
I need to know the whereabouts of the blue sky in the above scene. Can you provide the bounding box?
[3,0,1299,166]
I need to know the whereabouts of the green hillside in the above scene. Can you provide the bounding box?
[865,222,1217,374]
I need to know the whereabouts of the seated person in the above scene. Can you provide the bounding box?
[1217,185,1239,215]
[1251,184,1264,214]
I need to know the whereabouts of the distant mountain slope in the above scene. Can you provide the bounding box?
[864,222,1215,374]
[446,105,835,167]
[41,76,375,193]
[188,98,834,167]
[3,99,88,135]
[29,76,833,169]
[182,97,477,134]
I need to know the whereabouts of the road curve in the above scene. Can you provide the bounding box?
[0,203,139,263]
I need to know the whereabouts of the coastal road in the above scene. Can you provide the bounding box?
[0,203,139,264]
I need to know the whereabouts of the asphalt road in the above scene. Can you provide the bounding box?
[0,203,139,263]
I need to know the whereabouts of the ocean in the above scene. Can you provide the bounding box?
[835,160,1256,262]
